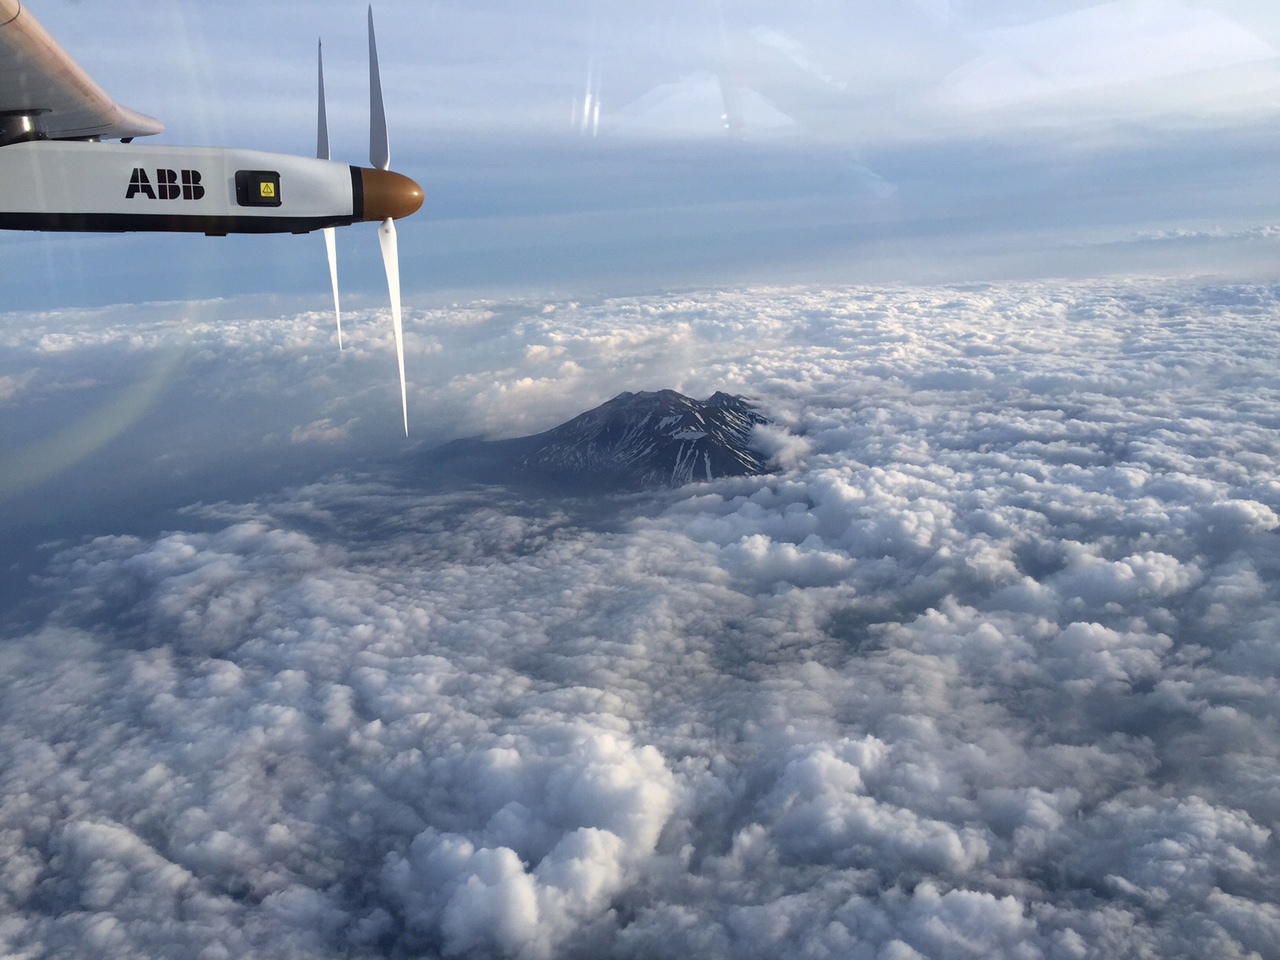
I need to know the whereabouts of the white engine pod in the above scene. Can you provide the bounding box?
[0,140,358,234]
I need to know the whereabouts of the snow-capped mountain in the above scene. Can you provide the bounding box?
[430,390,772,489]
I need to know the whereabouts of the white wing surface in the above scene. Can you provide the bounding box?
[0,0,162,140]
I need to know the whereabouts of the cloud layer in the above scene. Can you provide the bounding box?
[5,280,1280,957]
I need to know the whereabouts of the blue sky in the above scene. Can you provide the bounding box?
[7,0,1280,308]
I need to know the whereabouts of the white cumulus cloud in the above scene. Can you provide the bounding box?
[5,279,1280,957]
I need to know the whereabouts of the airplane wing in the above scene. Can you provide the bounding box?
[0,0,162,140]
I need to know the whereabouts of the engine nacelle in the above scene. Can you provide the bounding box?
[0,140,421,235]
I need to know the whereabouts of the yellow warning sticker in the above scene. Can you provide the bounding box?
[259,182,276,198]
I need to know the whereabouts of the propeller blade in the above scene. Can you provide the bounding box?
[317,41,342,350]
[368,7,409,434]
[368,6,389,171]
[316,40,330,161]
[378,217,408,436]
[323,226,343,351]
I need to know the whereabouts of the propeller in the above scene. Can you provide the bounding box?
[367,6,409,438]
[314,7,419,437]
[316,40,342,352]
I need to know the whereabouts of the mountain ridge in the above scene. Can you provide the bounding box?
[428,389,773,490]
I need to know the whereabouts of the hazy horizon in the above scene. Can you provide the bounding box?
[6,0,1280,308]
